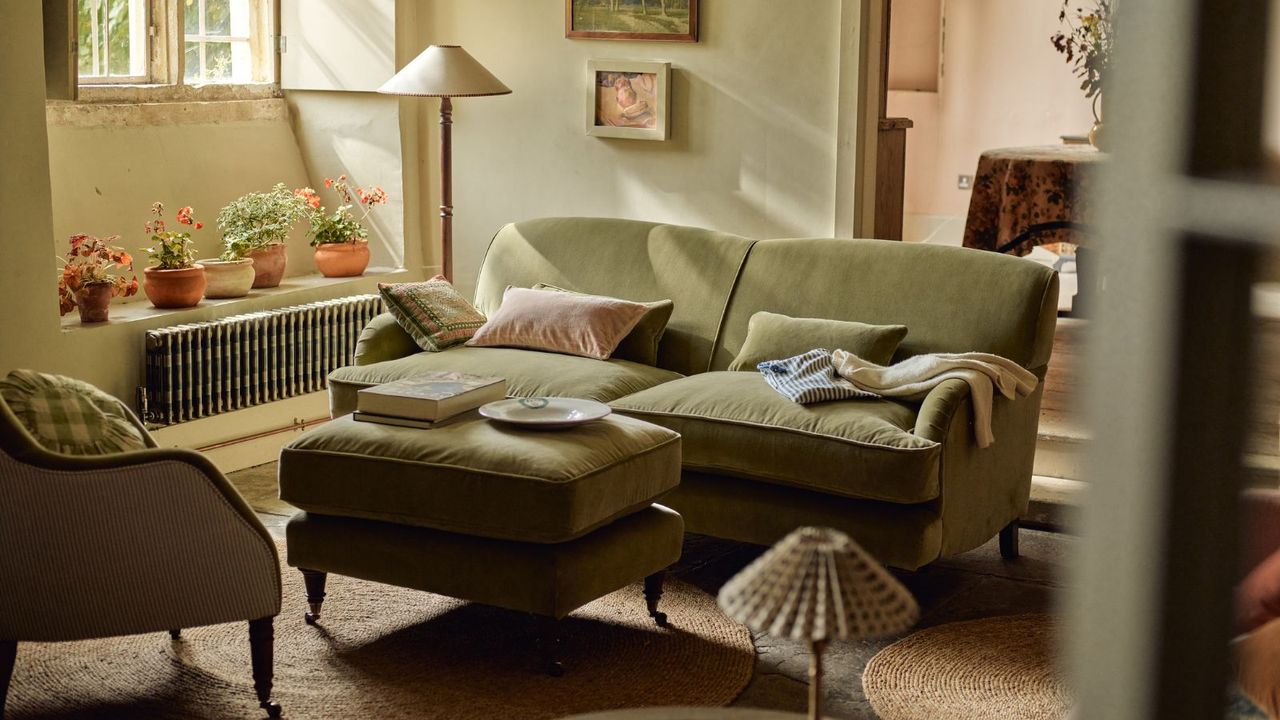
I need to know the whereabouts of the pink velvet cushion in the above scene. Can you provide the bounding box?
[465,287,649,360]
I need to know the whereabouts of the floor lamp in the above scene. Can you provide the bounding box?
[378,45,511,282]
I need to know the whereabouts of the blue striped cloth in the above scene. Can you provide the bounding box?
[757,349,876,404]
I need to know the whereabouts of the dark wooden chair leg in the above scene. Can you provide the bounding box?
[999,520,1021,560]
[1,640,16,718]
[644,570,669,627]
[169,629,182,640]
[300,569,327,625]
[248,617,282,718]
[533,615,564,677]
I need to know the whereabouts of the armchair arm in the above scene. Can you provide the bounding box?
[914,378,972,444]
[353,312,419,366]
[0,423,281,641]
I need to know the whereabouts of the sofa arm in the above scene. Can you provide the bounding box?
[353,313,419,366]
[914,378,971,444]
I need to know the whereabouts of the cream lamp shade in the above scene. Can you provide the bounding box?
[717,526,919,641]
[377,45,511,97]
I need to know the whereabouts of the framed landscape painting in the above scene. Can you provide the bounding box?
[566,0,698,42]
[586,60,670,141]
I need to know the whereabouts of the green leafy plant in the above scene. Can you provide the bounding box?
[216,183,309,260]
[56,234,138,316]
[295,176,389,247]
[143,202,202,270]
[1051,0,1112,114]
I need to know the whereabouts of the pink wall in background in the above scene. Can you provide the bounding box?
[888,0,1095,223]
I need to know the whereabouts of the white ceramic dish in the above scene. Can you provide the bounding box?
[478,397,611,429]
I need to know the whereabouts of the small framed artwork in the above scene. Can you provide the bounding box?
[586,60,670,141]
[566,0,698,43]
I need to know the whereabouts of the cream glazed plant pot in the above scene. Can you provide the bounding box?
[201,258,256,299]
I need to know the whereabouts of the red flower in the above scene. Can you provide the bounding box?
[324,178,333,189]
[194,222,204,230]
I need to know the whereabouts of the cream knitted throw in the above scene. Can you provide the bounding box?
[831,350,1038,448]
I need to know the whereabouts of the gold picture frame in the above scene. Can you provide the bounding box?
[566,0,698,42]
[586,60,670,141]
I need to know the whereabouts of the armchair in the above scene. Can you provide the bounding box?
[0,390,282,717]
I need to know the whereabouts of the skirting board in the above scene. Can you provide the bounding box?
[148,391,331,474]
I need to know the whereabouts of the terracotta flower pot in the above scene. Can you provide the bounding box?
[202,258,256,299]
[246,244,287,288]
[76,281,113,323]
[314,240,370,278]
[144,264,206,309]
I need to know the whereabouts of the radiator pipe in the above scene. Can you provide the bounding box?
[195,416,331,453]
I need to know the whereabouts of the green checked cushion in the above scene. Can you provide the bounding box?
[0,369,148,456]
[379,277,488,352]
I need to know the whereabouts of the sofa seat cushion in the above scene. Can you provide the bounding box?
[279,413,681,544]
[328,345,684,416]
[610,372,942,504]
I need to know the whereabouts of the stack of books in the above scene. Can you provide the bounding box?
[353,372,508,429]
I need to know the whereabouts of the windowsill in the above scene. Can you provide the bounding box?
[59,267,405,333]
[61,82,280,105]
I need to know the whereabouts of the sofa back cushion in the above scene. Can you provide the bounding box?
[712,239,1059,372]
[475,217,755,376]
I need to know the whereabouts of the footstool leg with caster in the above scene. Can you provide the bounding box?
[644,570,668,627]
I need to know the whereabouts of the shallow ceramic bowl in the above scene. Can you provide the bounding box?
[478,398,611,429]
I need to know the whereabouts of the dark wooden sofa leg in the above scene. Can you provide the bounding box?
[248,618,282,718]
[169,629,182,640]
[300,569,327,625]
[1,640,16,717]
[999,520,1021,560]
[644,570,669,627]
[533,615,564,677]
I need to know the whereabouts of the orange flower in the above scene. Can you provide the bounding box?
[324,178,333,189]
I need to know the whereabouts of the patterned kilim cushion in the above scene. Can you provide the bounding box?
[379,277,488,352]
[0,369,148,456]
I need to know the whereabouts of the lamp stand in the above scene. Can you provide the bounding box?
[809,638,826,720]
[438,96,454,282]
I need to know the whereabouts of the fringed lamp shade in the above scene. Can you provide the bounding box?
[717,526,919,641]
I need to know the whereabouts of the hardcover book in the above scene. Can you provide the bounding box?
[356,372,507,422]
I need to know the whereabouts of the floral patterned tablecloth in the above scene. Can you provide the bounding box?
[962,145,1107,256]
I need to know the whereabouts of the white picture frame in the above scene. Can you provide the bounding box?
[586,60,670,141]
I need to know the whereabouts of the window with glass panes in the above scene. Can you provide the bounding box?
[78,0,149,83]
[184,0,254,83]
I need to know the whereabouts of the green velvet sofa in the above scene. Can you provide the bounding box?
[329,217,1059,570]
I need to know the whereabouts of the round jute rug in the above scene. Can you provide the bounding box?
[8,544,755,719]
[862,614,1071,720]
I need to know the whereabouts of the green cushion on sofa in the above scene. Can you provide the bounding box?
[279,413,681,544]
[0,370,148,456]
[533,283,674,367]
[610,372,942,504]
[727,311,908,371]
[327,345,684,417]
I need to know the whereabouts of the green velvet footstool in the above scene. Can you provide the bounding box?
[278,412,683,675]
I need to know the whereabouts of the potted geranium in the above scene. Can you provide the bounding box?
[217,183,309,289]
[142,202,206,309]
[297,176,388,278]
[56,234,139,323]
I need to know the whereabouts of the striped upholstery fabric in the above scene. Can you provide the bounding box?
[0,450,280,642]
[757,349,876,405]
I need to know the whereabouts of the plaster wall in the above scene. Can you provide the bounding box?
[45,101,316,284]
[889,0,1095,237]
[416,0,859,295]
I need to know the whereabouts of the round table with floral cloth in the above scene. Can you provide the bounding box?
[961,145,1107,256]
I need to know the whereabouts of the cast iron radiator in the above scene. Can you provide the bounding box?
[142,294,382,426]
